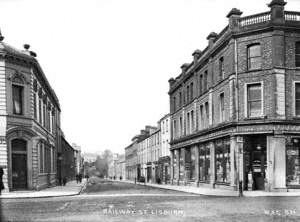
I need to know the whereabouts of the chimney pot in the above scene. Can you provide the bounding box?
[24,44,30,50]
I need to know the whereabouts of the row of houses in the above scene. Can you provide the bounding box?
[121,0,300,192]
[0,31,83,192]
[123,115,171,184]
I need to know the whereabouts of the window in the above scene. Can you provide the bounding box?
[205,102,209,127]
[173,96,176,112]
[173,120,177,139]
[248,44,261,70]
[39,143,44,173]
[247,83,262,117]
[215,139,230,184]
[219,93,225,123]
[179,92,182,107]
[191,110,194,132]
[286,139,300,185]
[166,119,168,133]
[296,83,300,116]
[186,85,190,103]
[219,57,225,80]
[199,144,210,182]
[200,105,204,129]
[12,85,23,115]
[191,147,196,180]
[204,71,208,91]
[200,75,203,94]
[179,150,184,180]
[179,117,183,137]
[296,42,300,67]
[173,151,177,180]
[187,112,190,134]
[190,82,193,100]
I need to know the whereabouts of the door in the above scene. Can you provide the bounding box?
[12,153,27,189]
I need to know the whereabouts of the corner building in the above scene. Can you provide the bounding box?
[0,36,61,191]
[168,0,300,191]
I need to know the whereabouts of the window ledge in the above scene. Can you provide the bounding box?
[247,68,262,72]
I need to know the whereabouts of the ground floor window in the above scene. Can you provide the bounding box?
[190,147,196,180]
[179,150,184,181]
[215,138,230,184]
[286,140,300,185]
[173,151,177,180]
[199,144,210,182]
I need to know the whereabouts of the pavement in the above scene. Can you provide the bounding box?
[119,179,300,197]
[0,179,87,199]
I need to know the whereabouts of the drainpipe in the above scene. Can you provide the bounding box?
[234,39,239,122]
[234,39,243,196]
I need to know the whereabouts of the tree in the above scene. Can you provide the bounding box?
[95,149,113,178]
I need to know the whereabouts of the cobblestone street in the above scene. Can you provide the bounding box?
[1,178,300,222]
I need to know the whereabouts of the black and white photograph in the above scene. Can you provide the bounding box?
[1,0,300,221]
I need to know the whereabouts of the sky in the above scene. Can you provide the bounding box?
[0,0,298,154]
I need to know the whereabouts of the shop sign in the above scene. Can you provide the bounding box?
[287,150,299,156]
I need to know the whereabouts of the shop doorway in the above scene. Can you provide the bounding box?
[244,135,267,191]
[11,139,28,190]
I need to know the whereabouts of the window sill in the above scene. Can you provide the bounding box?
[247,68,262,73]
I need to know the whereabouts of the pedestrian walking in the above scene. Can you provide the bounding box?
[76,174,79,184]
[79,173,82,183]
[62,177,67,186]
[0,167,4,195]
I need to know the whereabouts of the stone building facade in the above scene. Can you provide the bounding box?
[0,36,61,191]
[158,114,171,184]
[168,0,300,191]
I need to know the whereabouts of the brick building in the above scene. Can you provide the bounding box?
[168,0,300,192]
[0,34,61,191]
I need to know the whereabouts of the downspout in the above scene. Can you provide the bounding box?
[234,39,239,121]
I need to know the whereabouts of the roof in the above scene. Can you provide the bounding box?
[0,41,61,110]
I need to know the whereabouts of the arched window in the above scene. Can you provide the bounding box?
[12,139,27,152]
[248,44,261,70]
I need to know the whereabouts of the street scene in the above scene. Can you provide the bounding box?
[1,0,300,221]
[2,177,300,222]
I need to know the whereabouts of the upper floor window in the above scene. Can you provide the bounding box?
[186,85,190,103]
[200,105,204,129]
[248,44,261,70]
[173,96,176,112]
[179,92,182,107]
[204,71,208,92]
[187,112,190,134]
[190,82,194,100]
[199,74,203,94]
[12,84,23,115]
[295,83,300,116]
[296,42,300,67]
[205,102,209,127]
[191,110,194,132]
[219,57,225,80]
[219,93,225,123]
[247,83,262,117]
[179,116,183,136]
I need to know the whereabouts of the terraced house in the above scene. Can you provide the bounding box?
[0,33,62,191]
[168,0,300,192]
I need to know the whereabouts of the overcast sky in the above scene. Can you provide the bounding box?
[0,0,298,154]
